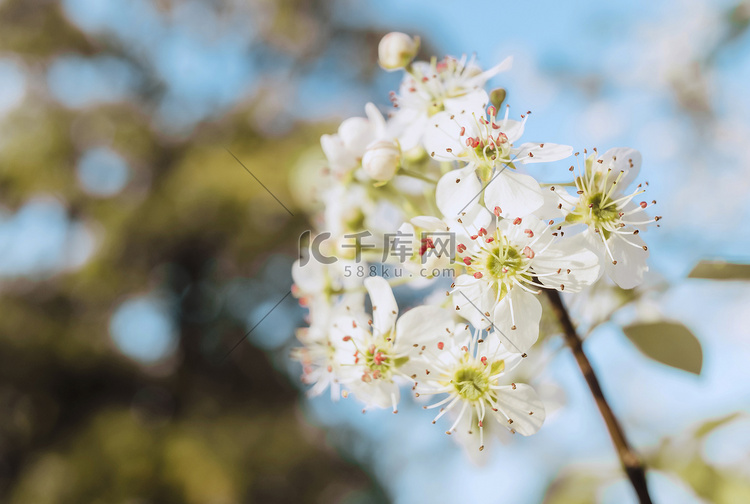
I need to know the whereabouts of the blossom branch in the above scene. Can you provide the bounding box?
[542,287,654,504]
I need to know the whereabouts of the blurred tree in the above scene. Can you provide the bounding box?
[0,0,392,502]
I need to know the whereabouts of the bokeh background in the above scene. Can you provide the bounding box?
[1,0,749,503]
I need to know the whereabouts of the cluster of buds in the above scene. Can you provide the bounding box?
[291,33,659,452]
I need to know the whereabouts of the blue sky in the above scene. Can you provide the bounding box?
[1,0,749,502]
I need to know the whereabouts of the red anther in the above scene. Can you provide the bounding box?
[374,352,386,365]
[640,201,648,208]
[497,132,508,143]
[492,122,501,129]
[478,227,488,236]
[422,76,429,82]
[524,229,534,238]
[488,105,496,117]
[299,297,308,307]
[485,237,494,243]
[459,126,466,136]
[523,246,535,259]
[480,117,488,125]
[471,137,481,148]
[481,356,488,366]
[342,336,352,341]
[372,370,381,379]
[457,243,467,253]
[513,217,522,225]
[494,206,502,217]
[463,257,473,265]
[437,342,444,350]
[409,87,416,92]
[470,234,478,240]
[461,346,469,352]
[473,272,483,279]
[478,420,484,427]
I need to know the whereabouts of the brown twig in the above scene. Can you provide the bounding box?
[543,287,654,504]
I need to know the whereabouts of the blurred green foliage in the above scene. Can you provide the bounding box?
[623,321,703,375]
[0,0,391,502]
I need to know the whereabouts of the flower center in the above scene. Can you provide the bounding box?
[484,244,524,279]
[460,230,532,298]
[453,365,490,401]
[358,343,409,382]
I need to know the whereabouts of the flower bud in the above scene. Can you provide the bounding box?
[362,140,401,182]
[378,32,419,71]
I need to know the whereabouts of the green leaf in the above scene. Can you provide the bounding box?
[693,412,744,439]
[688,260,750,280]
[623,322,703,374]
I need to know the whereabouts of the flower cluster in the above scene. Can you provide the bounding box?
[291,33,660,451]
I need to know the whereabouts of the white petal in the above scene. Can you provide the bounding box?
[436,166,483,217]
[604,232,649,289]
[492,288,542,353]
[395,305,455,347]
[494,383,545,436]
[423,111,468,161]
[349,380,400,409]
[364,102,387,136]
[467,56,513,87]
[391,109,427,151]
[500,119,525,144]
[535,233,602,292]
[452,275,497,330]
[484,170,544,218]
[600,147,642,188]
[292,259,326,294]
[410,215,449,231]
[443,89,490,115]
[364,276,399,334]
[513,142,573,164]
[338,116,374,154]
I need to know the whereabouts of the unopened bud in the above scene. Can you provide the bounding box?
[378,32,420,71]
[489,88,507,109]
[362,140,401,182]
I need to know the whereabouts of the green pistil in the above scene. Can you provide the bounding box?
[453,366,490,401]
[485,245,523,279]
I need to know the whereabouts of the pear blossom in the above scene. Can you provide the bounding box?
[292,293,363,400]
[362,139,401,182]
[321,103,388,178]
[390,55,513,150]
[426,97,573,218]
[378,32,419,71]
[332,276,455,411]
[290,34,662,454]
[414,325,545,451]
[554,148,660,289]
[451,214,600,352]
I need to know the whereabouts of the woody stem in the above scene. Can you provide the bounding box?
[542,287,654,504]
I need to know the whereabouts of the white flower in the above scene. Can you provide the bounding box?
[362,139,401,182]
[554,148,660,289]
[378,32,420,71]
[332,276,455,411]
[292,258,361,306]
[414,325,545,451]
[321,103,387,178]
[321,183,405,254]
[292,293,363,400]
[451,214,600,352]
[390,55,513,151]
[426,97,573,218]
